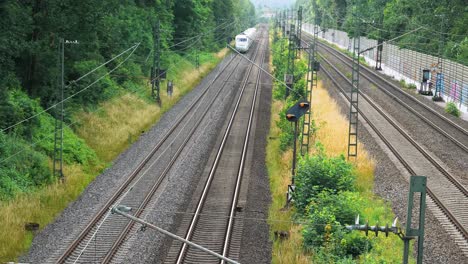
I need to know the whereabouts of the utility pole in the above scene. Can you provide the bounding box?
[285,23,296,98]
[151,20,161,104]
[347,18,361,159]
[433,14,445,101]
[347,176,427,264]
[301,21,319,156]
[282,10,286,38]
[296,6,303,57]
[53,38,64,181]
[196,48,200,69]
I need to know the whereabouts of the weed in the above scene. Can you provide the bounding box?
[445,102,461,117]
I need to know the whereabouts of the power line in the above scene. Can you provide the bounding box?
[0,43,140,133]
[0,43,214,165]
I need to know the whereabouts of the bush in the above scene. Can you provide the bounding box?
[293,145,356,213]
[445,102,461,117]
[302,208,340,249]
[0,132,51,199]
[307,191,361,226]
[407,83,417,89]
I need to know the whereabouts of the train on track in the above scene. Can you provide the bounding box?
[235,28,256,52]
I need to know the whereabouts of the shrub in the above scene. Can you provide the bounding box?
[399,79,406,88]
[302,208,340,249]
[0,132,51,199]
[407,83,417,90]
[445,102,461,117]
[293,146,356,213]
[307,191,361,226]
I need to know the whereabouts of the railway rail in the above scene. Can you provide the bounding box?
[53,37,259,263]
[305,36,468,255]
[163,26,268,264]
[302,34,468,154]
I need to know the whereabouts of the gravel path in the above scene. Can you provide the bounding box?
[23,53,242,263]
[321,75,468,263]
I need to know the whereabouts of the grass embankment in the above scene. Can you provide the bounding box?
[0,48,228,262]
[267,81,405,263]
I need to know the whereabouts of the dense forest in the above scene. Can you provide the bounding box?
[0,0,255,199]
[295,0,468,64]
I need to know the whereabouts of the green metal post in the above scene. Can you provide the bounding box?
[404,175,427,264]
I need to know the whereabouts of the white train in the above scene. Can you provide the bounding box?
[235,28,257,53]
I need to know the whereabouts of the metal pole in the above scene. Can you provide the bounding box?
[152,20,161,104]
[53,37,65,181]
[112,206,240,264]
[292,120,298,182]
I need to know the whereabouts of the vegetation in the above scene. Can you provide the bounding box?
[0,0,255,197]
[0,47,228,263]
[295,0,468,65]
[0,0,254,260]
[445,102,461,117]
[268,26,406,263]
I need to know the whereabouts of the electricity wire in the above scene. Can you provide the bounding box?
[0,43,140,133]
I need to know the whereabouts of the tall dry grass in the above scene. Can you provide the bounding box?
[0,48,228,262]
[0,164,98,261]
[311,81,375,192]
[76,48,228,163]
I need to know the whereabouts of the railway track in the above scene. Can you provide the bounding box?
[302,34,468,154]
[52,38,259,263]
[163,26,268,264]
[307,39,468,256]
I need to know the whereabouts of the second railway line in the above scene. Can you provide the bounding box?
[302,31,468,256]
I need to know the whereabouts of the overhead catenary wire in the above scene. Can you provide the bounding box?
[69,53,239,263]
[227,44,304,98]
[0,41,216,165]
[0,43,141,133]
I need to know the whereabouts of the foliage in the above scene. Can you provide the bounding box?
[0,90,97,199]
[270,31,310,153]
[296,0,468,65]
[445,102,461,117]
[0,0,256,112]
[0,0,255,201]
[302,191,372,258]
[0,131,51,200]
[293,145,356,214]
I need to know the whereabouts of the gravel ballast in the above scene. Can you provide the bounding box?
[321,75,468,263]
[23,53,245,263]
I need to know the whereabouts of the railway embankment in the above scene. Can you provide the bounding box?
[2,48,227,263]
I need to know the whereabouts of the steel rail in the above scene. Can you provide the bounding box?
[220,31,267,264]
[319,52,468,197]
[317,50,468,243]
[57,52,241,263]
[301,33,468,152]
[175,29,266,264]
[100,51,255,263]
